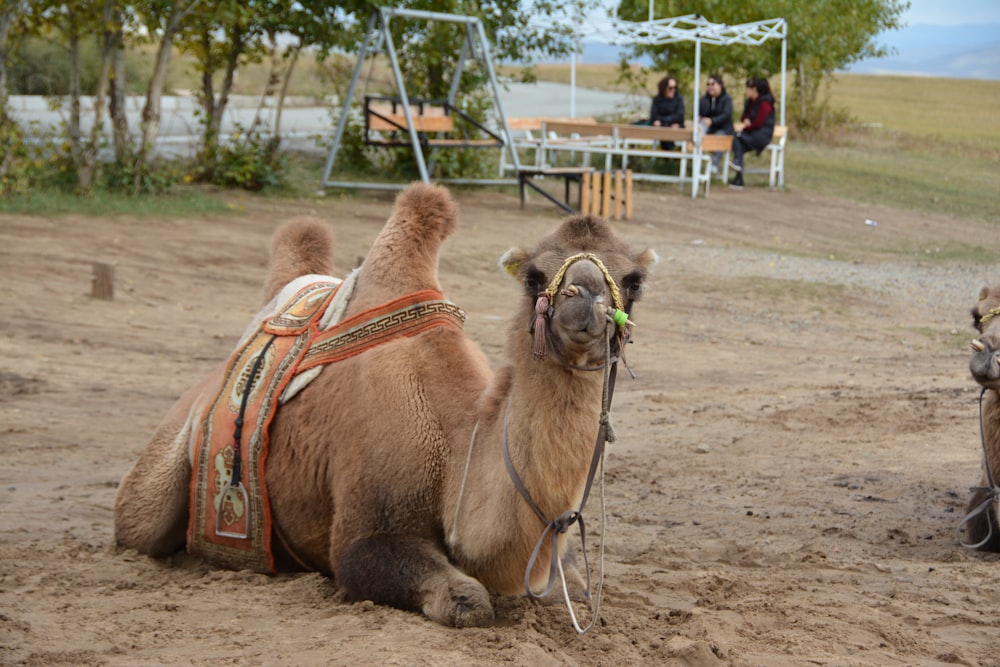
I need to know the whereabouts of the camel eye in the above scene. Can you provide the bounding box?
[524,267,546,294]
[621,270,644,300]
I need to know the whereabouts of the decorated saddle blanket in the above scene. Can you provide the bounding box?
[187,276,467,572]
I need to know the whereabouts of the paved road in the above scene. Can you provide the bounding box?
[7,82,642,157]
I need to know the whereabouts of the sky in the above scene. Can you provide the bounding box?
[850,0,1000,78]
[902,0,1000,26]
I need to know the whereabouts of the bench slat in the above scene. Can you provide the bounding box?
[368,114,455,133]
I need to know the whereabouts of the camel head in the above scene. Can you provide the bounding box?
[970,283,1000,390]
[500,214,657,369]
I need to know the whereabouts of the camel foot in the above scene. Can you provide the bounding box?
[422,575,494,627]
[338,533,494,626]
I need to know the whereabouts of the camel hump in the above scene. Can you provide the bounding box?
[356,182,458,296]
[390,182,458,242]
[263,217,335,304]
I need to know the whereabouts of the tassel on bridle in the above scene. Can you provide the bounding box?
[532,294,550,360]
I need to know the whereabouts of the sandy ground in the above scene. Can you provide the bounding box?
[1,179,998,666]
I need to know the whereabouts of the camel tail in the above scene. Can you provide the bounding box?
[263,217,335,303]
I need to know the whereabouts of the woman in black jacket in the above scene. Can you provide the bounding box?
[648,75,685,149]
[729,77,776,189]
[697,74,734,171]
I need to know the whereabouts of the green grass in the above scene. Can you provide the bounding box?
[787,138,1000,223]
[0,185,233,217]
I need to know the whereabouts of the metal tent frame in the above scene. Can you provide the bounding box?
[532,9,787,197]
[321,7,522,191]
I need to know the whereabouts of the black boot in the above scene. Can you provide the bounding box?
[729,173,744,190]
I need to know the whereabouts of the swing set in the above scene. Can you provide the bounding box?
[321,7,523,191]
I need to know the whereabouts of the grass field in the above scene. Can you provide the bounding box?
[491,64,1000,222]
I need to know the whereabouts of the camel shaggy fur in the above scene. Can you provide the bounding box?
[114,183,656,626]
[963,282,1000,550]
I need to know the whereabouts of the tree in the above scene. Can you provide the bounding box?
[29,0,118,192]
[615,0,909,131]
[0,0,29,194]
[131,0,202,190]
[0,0,24,116]
[374,0,583,99]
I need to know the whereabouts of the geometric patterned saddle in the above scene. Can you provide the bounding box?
[187,279,466,572]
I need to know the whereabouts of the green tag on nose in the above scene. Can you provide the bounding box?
[613,309,629,327]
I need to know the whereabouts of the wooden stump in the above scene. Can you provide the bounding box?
[91,262,114,300]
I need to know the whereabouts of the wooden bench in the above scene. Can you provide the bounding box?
[363,96,503,149]
[718,125,788,188]
[367,112,455,134]
[687,133,735,196]
[498,117,598,175]
[538,121,696,185]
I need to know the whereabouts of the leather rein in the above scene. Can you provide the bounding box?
[957,387,1000,548]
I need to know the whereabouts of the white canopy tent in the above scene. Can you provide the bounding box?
[529,9,787,195]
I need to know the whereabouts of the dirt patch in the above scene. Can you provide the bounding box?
[1,184,998,666]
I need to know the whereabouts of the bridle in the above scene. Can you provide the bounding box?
[530,252,632,371]
[450,252,634,633]
[512,252,633,633]
[957,386,1000,548]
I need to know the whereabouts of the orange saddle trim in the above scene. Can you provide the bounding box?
[187,282,466,573]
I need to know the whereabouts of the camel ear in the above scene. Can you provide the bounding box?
[636,248,659,270]
[499,247,530,278]
[980,286,991,301]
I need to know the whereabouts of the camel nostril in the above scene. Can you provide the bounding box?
[560,284,581,297]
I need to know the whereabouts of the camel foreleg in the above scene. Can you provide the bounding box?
[337,534,494,627]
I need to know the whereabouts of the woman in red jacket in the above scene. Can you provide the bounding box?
[729,77,776,189]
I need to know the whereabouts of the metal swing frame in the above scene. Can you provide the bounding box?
[321,7,522,191]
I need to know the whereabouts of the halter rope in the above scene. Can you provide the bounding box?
[502,319,617,634]
[978,305,1000,327]
[532,253,630,362]
[957,387,1000,548]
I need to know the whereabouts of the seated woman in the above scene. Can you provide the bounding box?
[648,75,685,149]
[697,74,735,172]
[729,77,775,190]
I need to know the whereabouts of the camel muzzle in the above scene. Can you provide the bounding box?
[531,253,630,365]
[969,338,1000,387]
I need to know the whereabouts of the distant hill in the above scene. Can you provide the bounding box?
[567,22,1000,81]
[847,23,1000,80]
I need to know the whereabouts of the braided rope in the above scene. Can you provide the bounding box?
[544,253,624,313]
[979,305,1000,327]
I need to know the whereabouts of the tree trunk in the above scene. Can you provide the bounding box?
[76,0,116,194]
[797,62,807,129]
[108,3,130,160]
[67,15,82,162]
[0,2,15,117]
[196,23,242,179]
[137,0,200,190]
[136,30,172,189]
[269,41,302,159]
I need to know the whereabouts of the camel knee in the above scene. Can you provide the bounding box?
[337,534,493,627]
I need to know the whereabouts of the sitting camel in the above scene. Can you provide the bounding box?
[962,282,1000,550]
[114,182,656,626]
